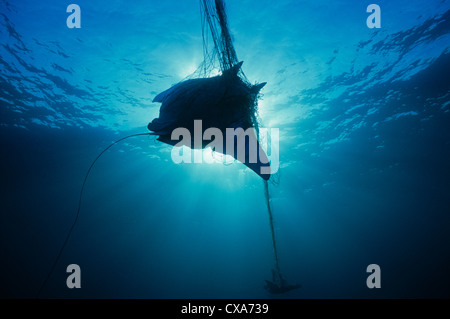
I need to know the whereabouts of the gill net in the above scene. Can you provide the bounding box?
[199,0,284,288]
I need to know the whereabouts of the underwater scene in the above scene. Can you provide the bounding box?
[1,0,449,299]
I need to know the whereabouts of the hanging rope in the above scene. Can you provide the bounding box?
[199,0,299,293]
[264,180,282,281]
[37,132,151,298]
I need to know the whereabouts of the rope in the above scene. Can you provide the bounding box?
[264,179,282,283]
[36,132,151,298]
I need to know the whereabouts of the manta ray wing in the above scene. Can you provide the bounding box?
[149,62,271,180]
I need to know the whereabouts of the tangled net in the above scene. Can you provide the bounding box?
[193,0,299,293]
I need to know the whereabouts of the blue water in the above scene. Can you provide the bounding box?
[1,0,449,298]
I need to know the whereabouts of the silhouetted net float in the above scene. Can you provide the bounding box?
[148,0,299,294]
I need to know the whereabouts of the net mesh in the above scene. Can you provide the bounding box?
[195,0,262,134]
[193,0,292,292]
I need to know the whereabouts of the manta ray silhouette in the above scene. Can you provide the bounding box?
[147,61,271,180]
